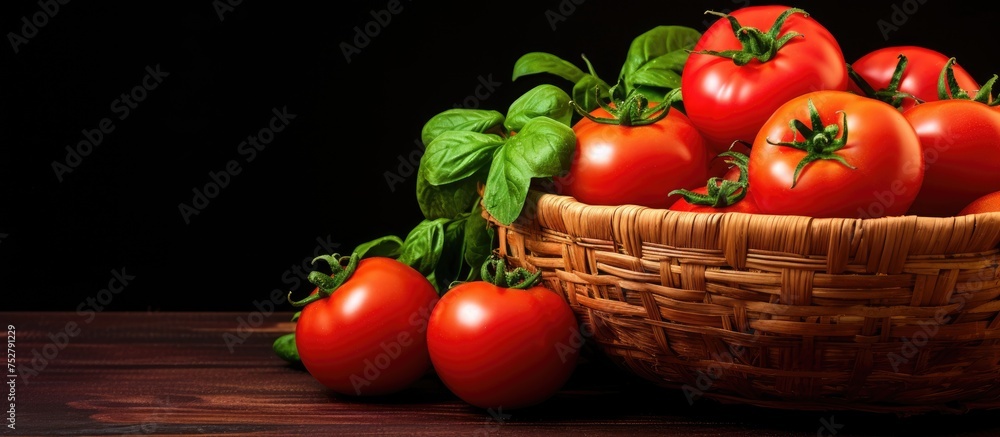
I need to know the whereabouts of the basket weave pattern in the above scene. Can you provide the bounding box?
[486,190,1000,413]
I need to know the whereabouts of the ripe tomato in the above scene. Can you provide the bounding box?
[903,99,1000,216]
[958,191,1000,215]
[294,256,439,397]
[555,91,708,209]
[848,46,980,112]
[427,259,580,410]
[681,5,848,153]
[748,90,923,218]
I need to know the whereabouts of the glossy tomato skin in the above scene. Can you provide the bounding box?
[903,100,1000,216]
[748,91,923,218]
[427,282,580,410]
[295,257,439,397]
[959,191,1000,215]
[848,46,980,112]
[681,5,848,152]
[555,107,707,209]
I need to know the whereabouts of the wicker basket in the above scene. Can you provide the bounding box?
[484,189,1000,414]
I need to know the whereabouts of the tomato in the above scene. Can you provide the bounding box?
[427,258,580,410]
[554,91,708,209]
[903,99,1000,216]
[294,256,439,397]
[681,5,848,153]
[958,191,1000,215]
[848,46,981,112]
[669,151,760,213]
[748,90,923,218]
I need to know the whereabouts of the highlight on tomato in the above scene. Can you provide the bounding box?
[902,59,1000,217]
[554,87,708,209]
[681,5,848,153]
[748,90,923,218]
[427,256,581,410]
[290,254,440,397]
[848,46,981,112]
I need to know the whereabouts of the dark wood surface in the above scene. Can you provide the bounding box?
[3,311,1000,436]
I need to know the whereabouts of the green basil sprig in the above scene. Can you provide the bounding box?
[419,84,575,227]
[512,25,701,114]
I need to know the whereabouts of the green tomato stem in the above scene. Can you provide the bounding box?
[691,8,808,66]
[765,99,855,188]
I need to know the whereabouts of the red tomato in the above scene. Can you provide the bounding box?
[959,191,1000,215]
[295,257,439,396]
[748,90,923,218]
[903,99,1000,216]
[848,46,981,112]
[427,271,580,410]
[555,98,708,209]
[681,5,848,153]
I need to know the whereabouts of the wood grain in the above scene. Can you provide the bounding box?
[3,311,1000,436]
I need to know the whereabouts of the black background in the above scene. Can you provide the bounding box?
[2,0,997,312]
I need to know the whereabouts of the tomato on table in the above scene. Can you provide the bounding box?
[555,89,708,209]
[848,45,981,112]
[292,255,439,397]
[427,257,580,410]
[681,5,848,153]
[748,90,923,218]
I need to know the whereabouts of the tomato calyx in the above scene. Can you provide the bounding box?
[939,57,999,106]
[669,150,750,207]
[692,8,807,66]
[766,99,855,188]
[480,254,541,290]
[848,54,923,110]
[572,85,678,127]
[287,252,362,307]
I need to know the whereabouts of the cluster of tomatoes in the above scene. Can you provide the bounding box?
[291,254,580,410]
[558,5,1000,219]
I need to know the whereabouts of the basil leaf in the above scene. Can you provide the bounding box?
[572,75,612,114]
[484,117,576,226]
[272,333,300,364]
[397,218,449,280]
[352,235,403,259]
[421,131,504,186]
[505,84,573,132]
[619,25,700,83]
[512,52,588,83]
[627,50,689,101]
[421,108,506,145]
[462,203,494,281]
[416,164,483,220]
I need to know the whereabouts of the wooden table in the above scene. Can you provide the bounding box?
[3,311,999,436]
